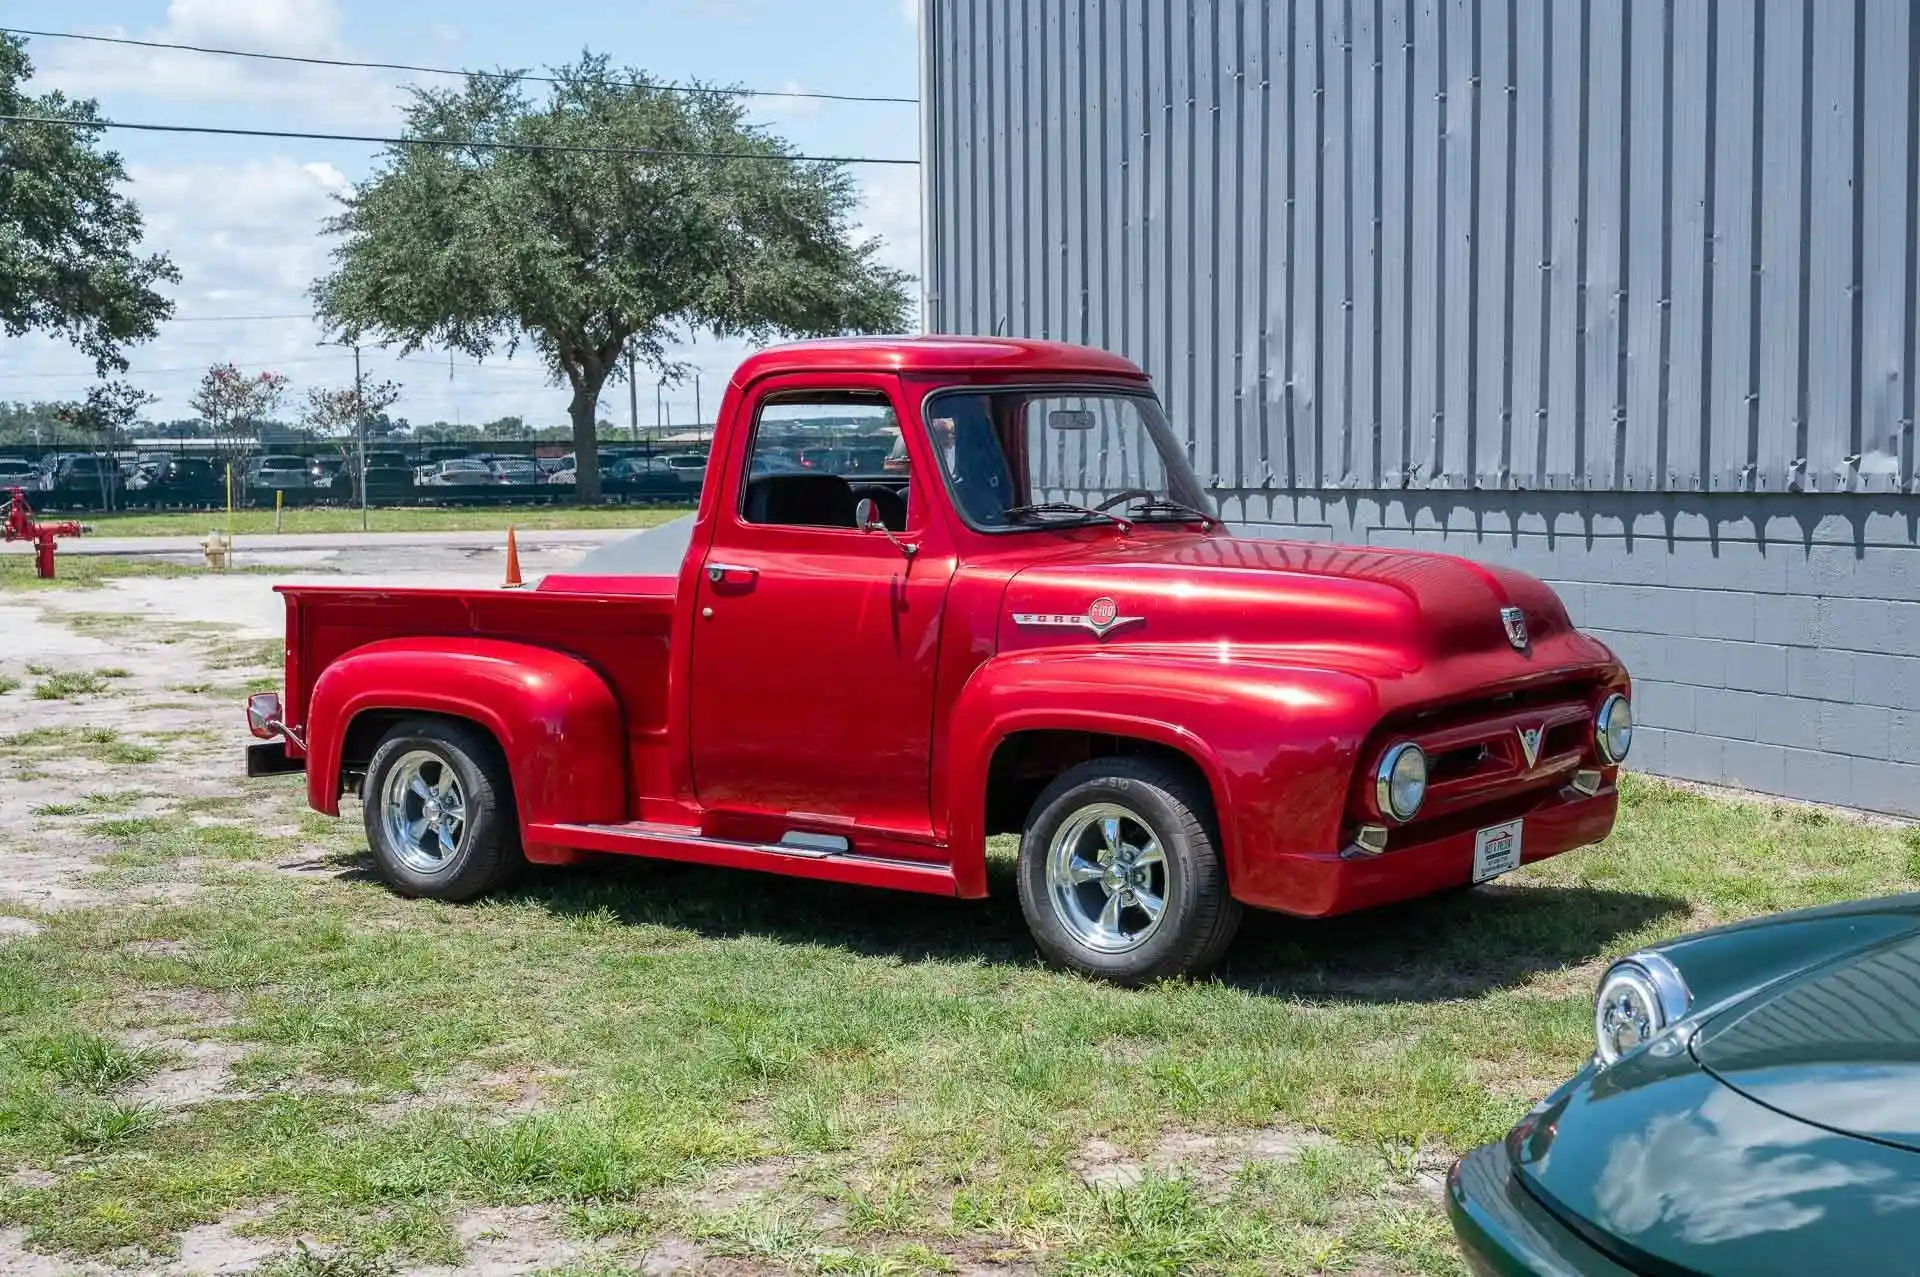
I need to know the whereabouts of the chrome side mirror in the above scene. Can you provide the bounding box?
[852,495,916,558]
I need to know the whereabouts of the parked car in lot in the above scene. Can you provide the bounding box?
[607,455,690,498]
[416,459,497,492]
[487,458,545,486]
[659,453,708,487]
[244,337,1630,985]
[246,455,313,503]
[0,457,47,491]
[1449,893,1920,1276]
[127,456,224,508]
[43,453,122,508]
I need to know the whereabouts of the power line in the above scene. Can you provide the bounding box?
[0,112,919,166]
[1,27,918,105]
[169,313,315,323]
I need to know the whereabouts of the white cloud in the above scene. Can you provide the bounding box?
[755,80,824,120]
[32,0,411,129]
[163,0,342,53]
[855,166,922,272]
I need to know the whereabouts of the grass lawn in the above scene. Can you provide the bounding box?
[65,505,694,539]
[3,764,1917,1275]
[0,553,298,592]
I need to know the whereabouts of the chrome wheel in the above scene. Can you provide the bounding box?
[380,750,468,874]
[1044,802,1170,954]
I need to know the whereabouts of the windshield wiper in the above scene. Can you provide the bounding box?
[1124,496,1215,526]
[1002,501,1127,526]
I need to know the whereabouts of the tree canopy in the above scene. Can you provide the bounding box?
[310,53,912,499]
[0,34,179,375]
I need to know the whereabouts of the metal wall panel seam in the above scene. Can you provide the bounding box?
[1906,2,1920,492]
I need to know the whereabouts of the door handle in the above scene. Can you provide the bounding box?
[706,562,757,584]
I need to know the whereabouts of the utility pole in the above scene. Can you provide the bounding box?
[655,384,663,436]
[627,348,638,447]
[694,373,702,434]
[352,343,367,532]
[316,338,371,531]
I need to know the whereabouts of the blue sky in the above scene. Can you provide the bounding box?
[2,0,923,429]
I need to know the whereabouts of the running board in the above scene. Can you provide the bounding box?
[526,820,960,896]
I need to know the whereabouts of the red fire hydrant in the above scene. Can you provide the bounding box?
[4,488,84,579]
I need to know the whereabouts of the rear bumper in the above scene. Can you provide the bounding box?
[1447,1142,1634,1277]
[245,740,307,778]
[1234,784,1618,916]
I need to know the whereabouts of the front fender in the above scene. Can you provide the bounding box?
[304,638,627,849]
[942,649,1378,899]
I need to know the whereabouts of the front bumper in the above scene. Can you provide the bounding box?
[1237,784,1618,916]
[245,740,307,778]
[1447,1141,1634,1277]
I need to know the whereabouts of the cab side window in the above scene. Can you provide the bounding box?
[740,392,906,530]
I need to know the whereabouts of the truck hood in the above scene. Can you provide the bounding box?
[997,532,1578,671]
[1693,929,1920,1152]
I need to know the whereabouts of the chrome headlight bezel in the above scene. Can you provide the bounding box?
[1374,742,1428,824]
[1595,693,1633,764]
[1594,952,1690,1066]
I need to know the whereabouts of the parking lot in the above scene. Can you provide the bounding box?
[2,536,1916,1277]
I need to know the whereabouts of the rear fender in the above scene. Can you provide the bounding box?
[942,650,1377,899]
[304,638,627,852]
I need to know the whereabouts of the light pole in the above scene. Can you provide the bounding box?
[316,339,371,531]
[627,347,638,447]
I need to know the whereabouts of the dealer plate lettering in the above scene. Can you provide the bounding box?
[1472,819,1524,883]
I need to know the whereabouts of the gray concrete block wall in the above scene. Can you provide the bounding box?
[1221,491,1920,819]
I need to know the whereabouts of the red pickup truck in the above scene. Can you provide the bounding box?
[245,337,1632,983]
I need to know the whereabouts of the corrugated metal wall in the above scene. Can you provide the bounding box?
[924,0,1920,498]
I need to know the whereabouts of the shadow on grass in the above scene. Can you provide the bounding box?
[446,852,1688,1004]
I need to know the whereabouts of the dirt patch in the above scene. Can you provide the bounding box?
[401,1206,582,1277]
[683,1158,803,1213]
[4,1170,56,1191]
[639,1238,709,1276]
[0,841,111,912]
[124,1037,252,1111]
[172,1211,280,1277]
[362,1066,572,1126]
[0,1228,117,1277]
[0,917,42,943]
[1071,1125,1332,1193]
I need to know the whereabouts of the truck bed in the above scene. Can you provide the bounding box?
[278,579,678,803]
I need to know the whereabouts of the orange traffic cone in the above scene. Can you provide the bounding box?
[503,525,523,588]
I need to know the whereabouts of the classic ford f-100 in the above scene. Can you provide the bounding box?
[245,337,1631,983]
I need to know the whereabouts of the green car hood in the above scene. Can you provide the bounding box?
[1513,1047,1920,1275]
[1692,931,1920,1152]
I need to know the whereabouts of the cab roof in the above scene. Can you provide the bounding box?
[732,336,1148,383]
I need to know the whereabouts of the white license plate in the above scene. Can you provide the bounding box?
[1472,819,1524,882]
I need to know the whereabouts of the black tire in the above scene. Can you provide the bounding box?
[1015,757,1243,985]
[361,717,522,901]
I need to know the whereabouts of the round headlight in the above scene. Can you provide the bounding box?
[1596,693,1632,764]
[1594,954,1690,1066]
[1374,743,1428,823]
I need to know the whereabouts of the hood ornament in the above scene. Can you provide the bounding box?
[1500,606,1529,650]
[1012,595,1143,640]
[1516,725,1543,769]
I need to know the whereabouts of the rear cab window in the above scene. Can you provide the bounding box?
[739,392,908,532]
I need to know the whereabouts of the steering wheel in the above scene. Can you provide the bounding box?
[1092,488,1154,512]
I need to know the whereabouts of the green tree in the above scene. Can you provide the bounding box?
[0,35,179,374]
[53,380,155,508]
[310,54,911,501]
[191,363,289,453]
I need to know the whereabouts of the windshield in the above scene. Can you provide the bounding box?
[923,387,1211,530]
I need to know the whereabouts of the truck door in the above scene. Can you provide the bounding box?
[688,375,955,840]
